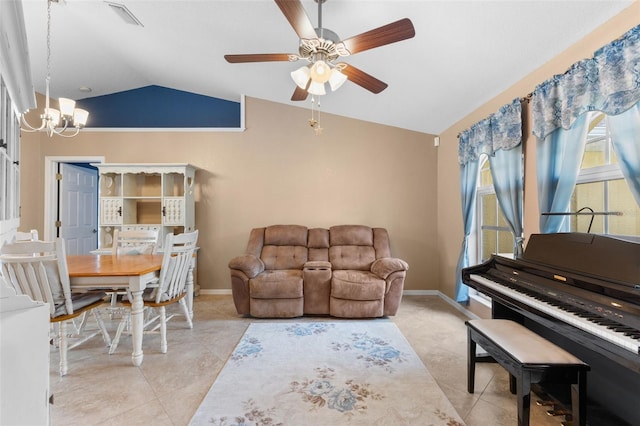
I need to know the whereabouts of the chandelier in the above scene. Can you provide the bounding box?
[21,0,89,138]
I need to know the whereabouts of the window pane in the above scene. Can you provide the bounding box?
[482,229,496,261]
[581,139,607,169]
[609,179,640,236]
[497,231,513,255]
[480,159,492,186]
[571,182,604,233]
[482,193,497,226]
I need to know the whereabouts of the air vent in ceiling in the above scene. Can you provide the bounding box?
[105,2,143,27]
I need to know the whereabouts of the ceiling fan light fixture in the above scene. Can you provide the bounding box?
[328,68,347,91]
[308,81,326,96]
[309,60,331,83]
[291,66,311,89]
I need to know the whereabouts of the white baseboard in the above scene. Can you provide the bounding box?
[198,288,478,319]
[199,289,232,295]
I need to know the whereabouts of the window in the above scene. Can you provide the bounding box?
[570,114,640,237]
[0,75,21,236]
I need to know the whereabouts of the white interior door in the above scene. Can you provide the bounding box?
[59,163,98,255]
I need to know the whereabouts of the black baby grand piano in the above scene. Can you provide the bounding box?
[462,233,640,425]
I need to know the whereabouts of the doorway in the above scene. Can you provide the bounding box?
[44,156,104,254]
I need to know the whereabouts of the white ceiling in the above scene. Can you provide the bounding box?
[20,0,633,135]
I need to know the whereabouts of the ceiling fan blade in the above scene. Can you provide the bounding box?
[340,64,388,94]
[339,18,415,55]
[275,0,318,40]
[291,85,309,101]
[225,54,293,63]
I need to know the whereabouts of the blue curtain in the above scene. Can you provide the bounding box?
[607,103,640,206]
[454,158,480,303]
[532,25,640,232]
[488,101,524,257]
[536,113,590,233]
[488,144,524,257]
[456,99,523,302]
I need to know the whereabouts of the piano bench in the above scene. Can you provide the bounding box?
[466,319,590,426]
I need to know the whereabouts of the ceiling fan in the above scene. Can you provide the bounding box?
[224,0,416,101]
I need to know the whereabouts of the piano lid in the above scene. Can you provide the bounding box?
[522,233,640,287]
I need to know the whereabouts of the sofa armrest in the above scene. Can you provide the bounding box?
[371,257,409,279]
[228,254,265,278]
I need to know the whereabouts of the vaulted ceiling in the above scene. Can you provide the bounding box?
[20,0,633,134]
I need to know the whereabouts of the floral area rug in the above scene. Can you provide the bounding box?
[190,321,465,425]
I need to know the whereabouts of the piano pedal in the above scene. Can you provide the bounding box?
[546,408,571,417]
[536,399,555,406]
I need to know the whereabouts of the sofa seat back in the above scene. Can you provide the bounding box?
[329,225,379,270]
[261,225,308,270]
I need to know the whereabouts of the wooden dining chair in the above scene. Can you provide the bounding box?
[106,229,160,313]
[0,238,111,376]
[112,229,159,256]
[110,230,198,354]
[12,229,39,242]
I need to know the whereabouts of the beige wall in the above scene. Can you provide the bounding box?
[19,97,438,292]
[436,1,640,300]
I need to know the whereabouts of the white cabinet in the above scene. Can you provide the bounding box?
[94,163,196,250]
[0,283,50,425]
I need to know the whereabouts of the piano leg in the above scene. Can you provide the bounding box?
[467,327,476,393]
[571,371,588,426]
[516,372,532,426]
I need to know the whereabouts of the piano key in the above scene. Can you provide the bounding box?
[470,274,640,355]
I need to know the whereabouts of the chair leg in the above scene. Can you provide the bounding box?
[179,298,193,329]
[93,309,112,347]
[59,321,68,376]
[160,306,167,354]
[109,314,129,355]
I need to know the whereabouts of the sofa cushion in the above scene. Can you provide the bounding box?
[261,245,308,270]
[250,270,303,299]
[331,270,385,301]
[308,228,330,262]
[329,225,373,246]
[264,225,308,246]
[329,245,376,271]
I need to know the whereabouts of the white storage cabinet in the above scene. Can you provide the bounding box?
[94,163,196,250]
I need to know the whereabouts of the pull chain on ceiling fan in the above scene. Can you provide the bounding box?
[224,0,416,102]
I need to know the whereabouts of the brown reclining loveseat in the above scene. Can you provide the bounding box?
[228,224,409,318]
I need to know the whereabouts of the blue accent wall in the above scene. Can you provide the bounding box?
[75,85,241,128]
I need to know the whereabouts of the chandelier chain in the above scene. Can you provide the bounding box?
[46,0,51,82]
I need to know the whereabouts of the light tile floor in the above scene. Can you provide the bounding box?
[49,295,566,425]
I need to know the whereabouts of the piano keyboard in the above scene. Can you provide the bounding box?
[470,274,640,355]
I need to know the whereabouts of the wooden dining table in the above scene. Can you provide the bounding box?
[66,254,164,367]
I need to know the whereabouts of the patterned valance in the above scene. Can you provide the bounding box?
[532,25,640,139]
[458,98,522,165]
